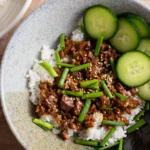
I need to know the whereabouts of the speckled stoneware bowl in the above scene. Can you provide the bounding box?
[1,0,150,150]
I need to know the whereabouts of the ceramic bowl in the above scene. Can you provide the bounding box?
[1,0,150,150]
[0,0,32,38]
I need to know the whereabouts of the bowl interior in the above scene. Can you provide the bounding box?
[1,0,150,149]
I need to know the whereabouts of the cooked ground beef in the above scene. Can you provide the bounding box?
[36,37,140,140]
[60,95,74,112]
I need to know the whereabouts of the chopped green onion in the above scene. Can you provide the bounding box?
[78,99,91,122]
[78,24,84,32]
[87,82,100,90]
[100,80,113,99]
[55,51,61,67]
[78,24,89,40]
[106,73,110,85]
[38,125,50,131]
[100,108,113,111]
[118,138,123,150]
[94,36,103,56]
[56,63,76,68]
[127,118,146,133]
[70,63,90,72]
[134,110,145,121]
[97,142,119,150]
[58,68,69,89]
[33,118,54,130]
[39,62,58,78]
[109,57,117,77]
[80,79,98,88]
[114,92,127,100]
[102,120,125,126]
[61,90,83,97]
[145,102,150,111]
[75,139,98,147]
[100,128,116,146]
[82,92,103,100]
[60,33,65,50]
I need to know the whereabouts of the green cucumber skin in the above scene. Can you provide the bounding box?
[116,51,150,87]
[118,12,134,18]
[125,19,141,48]
[110,18,140,53]
[83,5,118,40]
[119,13,150,37]
[138,81,150,101]
[128,17,150,38]
[137,38,150,56]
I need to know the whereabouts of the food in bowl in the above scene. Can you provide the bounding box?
[26,5,150,150]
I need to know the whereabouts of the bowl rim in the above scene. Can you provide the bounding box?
[0,0,32,38]
[1,0,150,149]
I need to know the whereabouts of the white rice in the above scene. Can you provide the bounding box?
[107,127,127,145]
[52,128,61,135]
[78,112,127,145]
[26,70,41,105]
[27,27,145,144]
[40,114,60,128]
[123,96,145,129]
[26,45,56,104]
[71,28,84,42]
[61,55,71,63]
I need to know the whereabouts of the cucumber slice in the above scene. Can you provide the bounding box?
[138,81,150,101]
[116,51,150,87]
[123,13,150,38]
[137,38,150,56]
[83,5,118,40]
[110,18,140,53]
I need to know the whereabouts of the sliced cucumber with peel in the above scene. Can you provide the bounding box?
[110,18,140,53]
[83,5,118,40]
[122,13,150,38]
[137,38,150,56]
[138,81,150,101]
[116,51,150,87]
